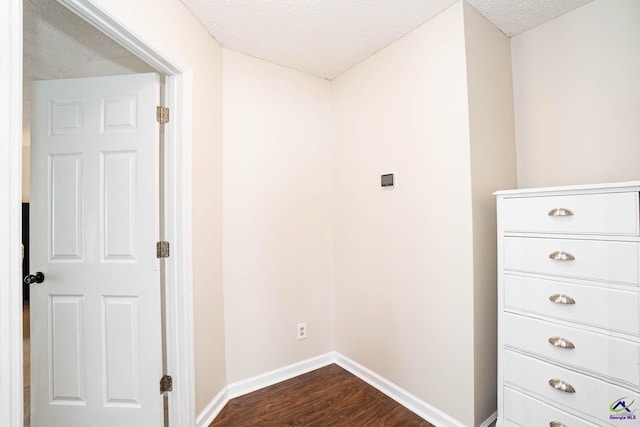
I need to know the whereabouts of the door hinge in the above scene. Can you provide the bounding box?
[156,106,170,124]
[160,374,173,394]
[156,241,170,258]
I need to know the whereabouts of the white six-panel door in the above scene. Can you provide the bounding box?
[30,73,163,427]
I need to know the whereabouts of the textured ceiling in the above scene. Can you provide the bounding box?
[181,0,594,79]
[181,0,460,80]
[468,0,594,36]
[23,0,596,115]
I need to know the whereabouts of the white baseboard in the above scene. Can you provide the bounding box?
[334,352,467,427]
[196,353,334,426]
[227,352,335,398]
[195,387,229,427]
[196,352,492,427]
[480,411,497,427]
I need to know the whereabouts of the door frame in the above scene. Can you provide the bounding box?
[0,1,25,426]
[0,1,196,426]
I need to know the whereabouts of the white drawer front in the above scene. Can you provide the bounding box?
[503,350,640,426]
[504,238,640,285]
[503,387,599,427]
[504,275,640,335]
[502,192,640,236]
[503,313,640,387]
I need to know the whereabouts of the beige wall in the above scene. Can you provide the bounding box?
[512,0,640,188]
[25,0,634,422]
[101,0,226,413]
[222,50,335,382]
[332,3,477,425]
[463,3,517,425]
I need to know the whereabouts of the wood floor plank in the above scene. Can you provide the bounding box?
[210,364,434,426]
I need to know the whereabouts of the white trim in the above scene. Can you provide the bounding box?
[480,411,498,427]
[334,353,467,427]
[58,0,189,74]
[40,1,195,426]
[196,353,336,427]
[493,180,640,197]
[227,353,335,399]
[197,352,475,427]
[163,69,196,427]
[0,0,24,426]
[195,387,229,427]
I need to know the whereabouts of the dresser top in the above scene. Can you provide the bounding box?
[494,181,640,198]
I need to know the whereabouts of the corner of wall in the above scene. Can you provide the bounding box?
[221,49,335,385]
[192,34,227,413]
[462,3,517,425]
[332,3,479,426]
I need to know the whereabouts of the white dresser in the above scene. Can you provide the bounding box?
[495,182,640,427]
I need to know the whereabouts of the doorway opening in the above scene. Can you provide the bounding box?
[23,3,163,426]
[10,0,196,425]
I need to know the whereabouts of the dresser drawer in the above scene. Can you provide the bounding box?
[504,275,640,335]
[504,237,640,285]
[503,350,640,426]
[503,387,599,427]
[503,313,640,386]
[501,192,639,236]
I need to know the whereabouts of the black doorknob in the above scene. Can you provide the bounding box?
[24,272,45,285]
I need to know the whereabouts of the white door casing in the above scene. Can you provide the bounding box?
[30,73,163,426]
[1,1,196,426]
[0,0,24,426]
[56,1,197,425]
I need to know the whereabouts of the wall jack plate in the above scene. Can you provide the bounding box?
[297,322,307,340]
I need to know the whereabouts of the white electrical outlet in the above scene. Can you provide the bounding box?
[297,322,307,340]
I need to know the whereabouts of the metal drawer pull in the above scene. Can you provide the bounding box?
[550,422,567,427]
[549,378,576,393]
[549,250,575,261]
[548,208,574,216]
[548,336,575,349]
[549,293,576,305]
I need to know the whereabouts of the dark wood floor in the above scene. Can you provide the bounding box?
[210,364,434,427]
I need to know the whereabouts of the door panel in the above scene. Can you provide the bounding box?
[30,73,163,427]
[103,296,140,406]
[50,295,85,404]
[49,153,83,261]
[102,151,137,261]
